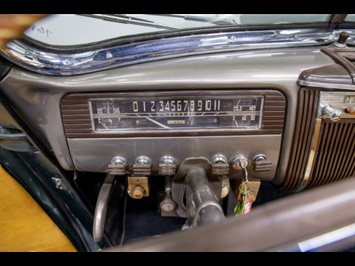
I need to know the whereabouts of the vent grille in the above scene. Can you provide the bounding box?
[306,120,355,189]
[282,87,355,191]
[60,90,286,138]
[282,88,319,191]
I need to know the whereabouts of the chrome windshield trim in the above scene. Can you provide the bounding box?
[0,29,346,76]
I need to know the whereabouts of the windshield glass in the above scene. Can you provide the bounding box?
[24,14,333,46]
[345,14,355,22]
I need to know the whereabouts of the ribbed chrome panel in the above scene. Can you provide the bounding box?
[306,120,355,189]
[282,88,319,191]
[282,88,355,191]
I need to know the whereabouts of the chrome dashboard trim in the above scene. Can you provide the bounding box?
[300,118,322,191]
[298,80,355,90]
[1,28,348,76]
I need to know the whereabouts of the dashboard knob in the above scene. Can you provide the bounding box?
[159,156,177,176]
[334,31,350,48]
[132,186,145,199]
[252,154,272,172]
[108,156,127,175]
[135,155,152,165]
[159,155,176,165]
[133,156,152,176]
[211,154,228,164]
[211,154,229,175]
[344,107,355,115]
[322,104,342,121]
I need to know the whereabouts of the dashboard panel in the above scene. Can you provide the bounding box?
[0,15,354,252]
[60,90,285,179]
[0,47,334,176]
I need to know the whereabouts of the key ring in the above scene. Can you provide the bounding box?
[239,181,253,195]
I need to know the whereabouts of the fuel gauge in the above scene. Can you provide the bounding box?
[97,118,121,129]
[91,100,121,130]
[232,98,262,128]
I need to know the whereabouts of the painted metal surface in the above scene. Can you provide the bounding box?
[0,46,335,184]
[0,14,354,252]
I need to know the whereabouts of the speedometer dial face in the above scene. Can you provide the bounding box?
[90,95,264,132]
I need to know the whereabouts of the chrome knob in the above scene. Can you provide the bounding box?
[211,154,228,164]
[108,156,127,175]
[111,156,126,165]
[135,155,152,165]
[159,155,176,165]
[133,156,152,176]
[321,104,342,121]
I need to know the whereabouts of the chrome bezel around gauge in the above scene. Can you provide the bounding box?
[89,93,264,134]
[61,89,285,138]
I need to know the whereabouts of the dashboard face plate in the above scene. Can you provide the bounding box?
[60,89,286,177]
[89,95,264,133]
[60,89,286,138]
[67,134,282,180]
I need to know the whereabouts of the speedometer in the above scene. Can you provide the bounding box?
[90,95,264,132]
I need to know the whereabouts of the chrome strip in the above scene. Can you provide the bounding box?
[299,118,322,191]
[298,80,355,90]
[0,28,340,76]
[298,223,355,252]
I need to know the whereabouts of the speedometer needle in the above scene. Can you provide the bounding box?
[135,114,171,129]
[148,118,171,129]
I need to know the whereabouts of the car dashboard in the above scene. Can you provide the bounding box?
[0,14,354,252]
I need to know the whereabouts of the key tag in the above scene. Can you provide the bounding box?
[234,168,253,215]
[234,181,253,215]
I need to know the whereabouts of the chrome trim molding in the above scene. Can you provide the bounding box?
[0,29,343,76]
[297,80,355,90]
[300,118,322,191]
[297,223,355,252]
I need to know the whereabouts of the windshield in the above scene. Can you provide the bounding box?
[24,14,335,46]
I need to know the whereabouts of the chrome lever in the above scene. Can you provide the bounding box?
[93,173,116,243]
